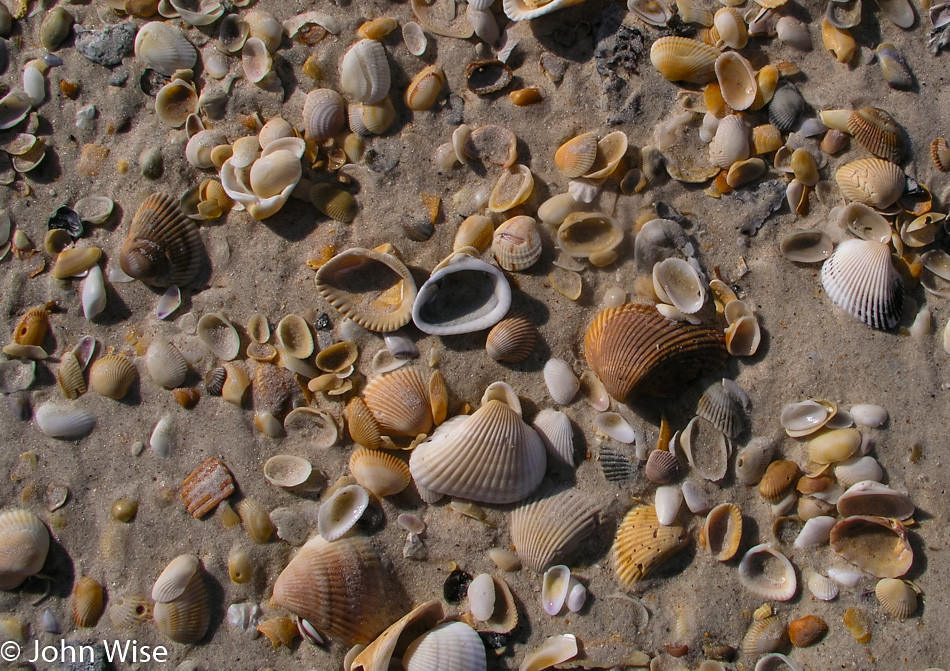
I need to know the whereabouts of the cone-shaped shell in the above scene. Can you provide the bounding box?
[554,133,597,178]
[486,314,537,363]
[847,107,902,163]
[152,567,209,644]
[89,354,137,400]
[271,535,399,646]
[363,367,433,438]
[315,248,417,333]
[835,158,905,209]
[699,503,742,561]
[821,239,903,330]
[349,449,411,497]
[830,516,913,578]
[402,621,486,671]
[584,303,729,402]
[0,509,50,590]
[612,504,688,586]
[73,576,105,627]
[350,601,444,671]
[412,254,511,335]
[650,37,720,84]
[119,193,204,288]
[875,578,917,619]
[509,490,601,572]
[409,397,546,504]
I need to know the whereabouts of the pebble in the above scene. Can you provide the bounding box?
[140,146,163,179]
[109,68,129,86]
[59,642,107,671]
[74,22,135,68]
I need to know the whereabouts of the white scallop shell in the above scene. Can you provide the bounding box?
[412,254,511,336]
[593,412,636,443]
[544,358,579,405]
[481,381,523,416]
[793,515,836,548]
[35,403,97,439]
[836,480,914,519]
[821,239,903,330]
[317,484,369,541]
[468,573,495,621]
[532,408,575,468]
[804,568,839,601]
[709,114,750,170]
[655,485,683,526]
[737,543,797,601]
[340,39,391,104]
[134,22,197,76]
[152,554,200,603]
[652,258,705,314]
[81,264,106,321]
[402,622,486,671]
[145,341,188,389]
[834,456,884,488]
[302,89,346,143]
[850,403,888,427]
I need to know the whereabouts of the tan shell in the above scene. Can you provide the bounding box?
[310,184,358,223]
[741,615,787,656]
[715,52,757,111]
[645,449,681,484]
[835,158,905,210]
[350,601,445,671]
[180,456,235,518]
[464,124,518,168]
[752,124,783,155]
[584,303,729,402]
[557,212,623,259]
[788,614,828,647]
[509,490,602,572]
[830,515,913,578]
[404,64,445,110]
[349,449,411,497]
[486,314,538,363]
[699,503,742,561]
[12,307,50,347]
[237,498,275,543]
[930,137,950,172]
[349,97,396,136]
[554,133,598,178]
[346,397,383,449]
[228,546,253,583]
[492,215,542,271]
[315,248,417,332]
[875,578,917,618]
[315,341,358,373]
[713,7,748,49]
[807,427,860,463]
[709,114,750,170]
[108,593,152,628]
[276,314,314,359]
[612,504,689,586]
[258,617,299,648]
[155,78,198,128]
[53,247,102,279]
[73,576,105,627]
[428,370,448,426]
[119,192,204,287]
[847,107,902,164]
[488,164,535,213]
[152,558,209,644]
[362,367,433,438]
[584,131,628,179]
[57,351,86,399]
[454,215,494,253]
[650,36,720,84]
[271,535,401,646]
[0,509,50,590]
[758,459,800,503]
[89,355,137,400]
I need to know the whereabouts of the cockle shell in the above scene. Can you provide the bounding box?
[303,89,346,143]
[35,403,97,439]
[145,341,188,389]
[119,193,204,288]
[402,621,486,671]
[492,215,542,270]
[271,535,400,646]
[12,307,49,347]
[502,0,586,21]
[108,593,152,628]
[875,578,917,618]
[709,114,750,170]
[544,358,579,405]
[650,36,720,84]
[57,352,86,399]
[821,239,903,330]
[830,515,913,578]
[612,504,688,586]
[349,449,411,497]
[486,314,537,363]
[0,509,50,590]
[847,107,902,163]
[510,490,601,572]
[583,131,628,180]
[738,543,797,601]
[341,39,391,104]
[768,83,804,131]
[805,568,839,600]
[134,22,196,76]
[412,254,511,335]
[584,303,729,402]
[554,133,598,178]
[89,355,137,400]
[318,484,369,541]
[317,247,418,333]
[758,460,799,503]
[363,367,433,437]
[715,52,757,111]
[835,456,884,487]
[741,615,786,656]
[410,392,546,504]
[836,481,914,519]
[72,576,105,627]
[699,503,742,561]
[237,498,274,543]
[697,381,745,439]
[405,64,445,110]
[835,158,905,210]
[152,555,209,644]
[532,409,575,468]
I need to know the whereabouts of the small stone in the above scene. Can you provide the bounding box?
[77,144,109,176]
[140,146,163,179]
[74,22,135,68]
[59,641,106,671]
[109,69,129,86]
[443,93,465,126]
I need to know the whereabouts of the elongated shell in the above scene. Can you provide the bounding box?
[612,505,688,586]
[847,107,902,163]
[412,254,511,335]
[363,367,433,437]
[835,158,905,210]
[738,543,797,601]
[584,303,729,402]
[821,239,903,330]
[510,491,601,572]
[650,36,720,84]
[73,576,105,627]
[119,193,204,287]
[681,416,728,481]
[57,352,86,399]
[271,535,399,646]
[830,516,913,578]
[341,39,391,104]
[699,503,742,561]
[715,51,757,110]
[134,22,196,76]
[836,480,914,519]
[0,509,50,590]
[89,355,137,400]
[35,403,97,439]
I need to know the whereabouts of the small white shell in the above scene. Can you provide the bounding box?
[81,264,106,321]
[543,358,579,405]
[566,578,586,613]
[263,455,313,489]
[738,543,797,601]
[850,403,888,427]
[340,39,391,104]
[149,415,175,457]
[35,403,97,439]
[541,565,571,616]
[468,573,495,621]
[186,130,227,169]
[827,567,866,587]
[834,456,884,488]
[804,568,839,601]
[793,515,836,548]
[681,480,714,514]
[242,38,273,83]
[197,312,241,361]
[532,408,575,468]
[403,21,428,56]
[23,63,45,107]
[593,412,636,443]
[655,485,683,526]
[780,400,831,436]
[145,341,188,389]
[652,258,705,314]
[317,484,369,541]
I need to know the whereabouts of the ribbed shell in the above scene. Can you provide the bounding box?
[119,193,204,288]
[758,460,799,503]
[599,446,638,483]
[152,554,200,603]
[350,601,444,671]
[696,381,745,439]
[363,367,433,437]
[804,569,839,601]
[315,248,417,333]
[402,622,486,671]
[0,509,50,590]
[768,83,804,131]
[153,570,209,644]
[584,303,729,402]
[875,578,917,618]
[134,22,197,76]
[145,341,188,389]
[349,448,411,497]
[847,107,902,163]
[741,616,787,656]
[830,515,913,578]
[509,490,601,572]
[310,184,358,223]
[486,314,537,363]
[340,39,391,104]
[57,351,86,399]
[13,307,49,346]
[346,397,383,449]
[89,355,137,400]
[699,503,742,561]
[532,408,575,468]
[554,133,598,178]
[405,64,445,111]
[108,592,152,628]
[788,615,828,647]
[492,215,542,271]
[409,399,546,504]
[835,158,905,210]
[645,449,681,484]
[73,576,105,627]
[612,505,688,586]
[271,535,398,646]
[821,239,903,330]
[302,89,346,143]
[180,456,235,518]
[650,36,720,84]
[709,114,750,170]
[931,137,950,172]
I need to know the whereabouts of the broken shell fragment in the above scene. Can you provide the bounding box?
[612,505,688,586]
[699,503,742,561]
[830,515,913,578]
[180,456,235,518]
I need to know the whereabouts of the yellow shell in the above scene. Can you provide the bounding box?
[52,247,102,279]
[119,193,204,287]
[453,215,494,253]
[362,367,433,438]
[847,107,902,163]
[488,164,535,213]
[835,158,905,210]
[612,504,688,586]
[751,124,783,155]
[72,576,105,627]
[310,184,358,223]
[358,16,398,40]
[650,36,721,84]
[237,498,275,543]
[257,617,299,648]
[13,307,50,346]
[758,459,799,503]
[875,578,917,619]
[715,51,757,111]
[88,354,137,400]
[346,397,383,449]
[228,546,253,584]
[428,370,448,426]
[554,133,598,178]
[0,509,50,590]
[404,64,445,111]
[699,503,742,561]
[57,351,86,399]
[822,17,856,64]
[842,607,872,643]
[315,341,358,373]
[584,130,628,179]
[349,448,411,497]
[807,427,860,463]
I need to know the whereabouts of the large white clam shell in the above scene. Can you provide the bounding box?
[737,542,797,601]
[502,0,586,20]
[317,484,369,541]
[509,490,601,572]
[340,39,391,104]
[402,621,486,671]
[412,254,511,336]
[134,22,197,76]
[821,239,903,330]
[221,137,305,220]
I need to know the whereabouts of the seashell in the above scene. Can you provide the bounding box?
[835,456,883,488]
[804,568,839,601]
[541,565,571,616]
[532,408,574,468]
[826,0,861,28]
[556,211,623,259]
[152,559,209,644]
[218,13,249,53]
[453,215,494,254]
[405,64,445,111]
[775,15,811,50]
[654,485,682,526]
[413,253,511,335]
[758,460,799,503]
[120,193,204,287]
[185,130,227,170]
[57,352,86,399]
[73,576,105,627]
[836,480,914,519]
[931,137,950,172]
[275,314,313,360]
[697,381,745,438]
[751,123,783,156]
[53,247,101,280]
[272,534,399,646]
[780,399,834,437]
[363,367,432,437]
[830,515,913,578]
[222,137,305,220]
[74,196,114,226]
[155,78,197,128]
[598,446,638,483]
[181,456,235,518]
[554,133,597,178]
[628,0,673,25]
[318,484,370,541]
[486,314,537,363]
[465,59,513,96]
[234,498,273,544]
[650,36,720,84]
[821,239,902,330]
[152,554,199,603]
[875,578,917,618]
[510,490,601,572]
[738,543,797,600]
[653,258,706,314]
[699,503,742,561]
[316,247,417,333]
[581,131,628,180]
[12,307,50,347]
[835,158,905,209]
[403,21,427,56]
[227,546,252,584]
[612,504,688,586]
[544,358,579,405]
[145,341,188,389]
[765,83,803,133]
[594,412,636,444]
[345,397,383,450]
[410,394,545,504]
[468,573,495,622]
[713,7,747,48]
[310,184,357,223]
[847,107,902,163]
[709,114,750,170]
[134,22,197,76]
[0,509,50,590]
[303,89,346,143]
[205,366,226,396]
[875,0,914,27]
[741,615,786,656]
[402,621,486,671]
[463,124,518,167]
[681,479,713,514]
[257,617,299,648]
[245,10,282,51]
[585,303,729,402]
[806,427,861,463]
[35,403,97,439]
[680,415,728,481]
[349,601,443,671]
[842,607,872,643]
[349,449,410,497]
[793,515,836,548]
[88,355,137,400]
[249,144,302,198]
[341,39,391,104]
[108,593,152,628]
[715,52,757,111]
[196,312,240,360]
[488,165,535,214]
[520,634,578,671]
[644,448,680,484]
[780,230,833,264]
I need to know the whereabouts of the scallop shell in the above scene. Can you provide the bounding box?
[835,158,905,210]
[557,212,623,259]
[768,82,804,131]
[650,36,720,84]
[709,114,750,170]
[509,490,601,572]
[410,396,546,504]
[73,576,105,627]
[35,403,97,439]
[741,615,786,656]
[271,535,400,646]
[318,484,369,541]
[492,215,542,271]
[119,193,204,288]
[821,239,903,330]
[737,543,797,601]
[715,52,757,111]
[152,558,209,644]
[645,449,681,484]
[0,509,50,590]
[363,367,433,437]
[303,89,346,143]
[197,312,241,360]
[875,578,917,618]
[341,39,391,104]
[612,504,689,586]
[531,408,574,468]
[699,503,742,561]
[145,341,188,389]
[453,215,494,253]
[57,352,86,399]
[349,449,411,497]
[804,569,839,601]
[696,381,745,439]
[134,22,197,76]
[847,107,902,164]
[554,133,597,178]
[152,554,199,603]
[830,515,913,578]
[402,621,486,671]
[316,247,418,333]
[486,314,537,363]
[758,459,799,503]
[180,456,235,518]
[412,254,511,335]
[584,303,729,402]
[89,355,137,400]
[310,184,357,223]
[346,397,383,449]
[349,97,397,136]
[350,601,445,671]
[12,307,49,347]
[836,481,914,519]
[543,358,579,405]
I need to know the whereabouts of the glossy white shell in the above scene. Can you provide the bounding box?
[794,515,836,548]
[655,485,683,526]
[850,403,888,427]
[317,484,369,541]
[543,358,579,405]
[412,254,511,336]
[541,565,571,615]
[468,573,495,621]
[35,403,97,439]
[402,622,486,671]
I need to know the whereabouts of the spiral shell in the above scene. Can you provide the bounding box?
[119,193,204,288]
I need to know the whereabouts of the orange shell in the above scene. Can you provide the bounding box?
[788,614,828,647]
[611,504,689,586]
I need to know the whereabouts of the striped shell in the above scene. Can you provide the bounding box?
[108,592,152,628]
[584,303,729,402]
[645,449,681,484]
[741,615,787,656]
[875,578,917,618]
[831,516,913,577]
[12,307,49,346]
[611,505,688,586]
[152,567,209,644]
[57,351,86,399]
[758,460,799,503]
[134,21,197,76]
[145,341,188,389]
[363,367,433,437]
[931,137,950,172]
[315,247,418,333]
[180,456,235,518]
[820,239,903,330]
[402,621,486,671]
[271,535,399,646]
[847,107,902,163]
[486,314,538,363]
[346,397,383,449]
[302,89,346,143]
[492,215,542,271]
[788,615,829,647]
[119,193,204,288]
[696,381,745,439]
[350,601,445,671]
[554,133,598,178]
[340,39,391,104]
[73,576,105,627]
[835,158,905,209]
[412,254,511,336]
[404,64,445,111]
[650,36,720,84]
[0,509,50,590]
[509,490,601,572]
[709,114,750,170]
[804,569,839,601]
[89,355,137,400]
[531,408,575,468]
[348,448,411,497]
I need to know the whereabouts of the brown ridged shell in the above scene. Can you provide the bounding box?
[847,107,902,164]
[611,504,689,586]
[584,303,729,402]
[486,314,538,363]
[180,456,235,518]
[89,354,137,400]
[57,351,86,399]
[650,36,721,84]
[73,575,105,627]
[509,490,602,572]
[152,568,209,644]
[119,193,204,287]
[362,367,433,437]
[930,137,950,172]
[830,515,913,578]
[788,614,828,647]
[835,158,905,210]
[271,535,401,646]
[554,133,598,178]
[13,307,50,346]
[645,449,681,484]
[758,460,800,503]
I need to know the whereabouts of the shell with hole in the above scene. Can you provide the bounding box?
[221,136,306,220]
[119,193,205,287]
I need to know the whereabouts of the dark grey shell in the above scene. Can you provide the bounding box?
[120,193,204,287]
